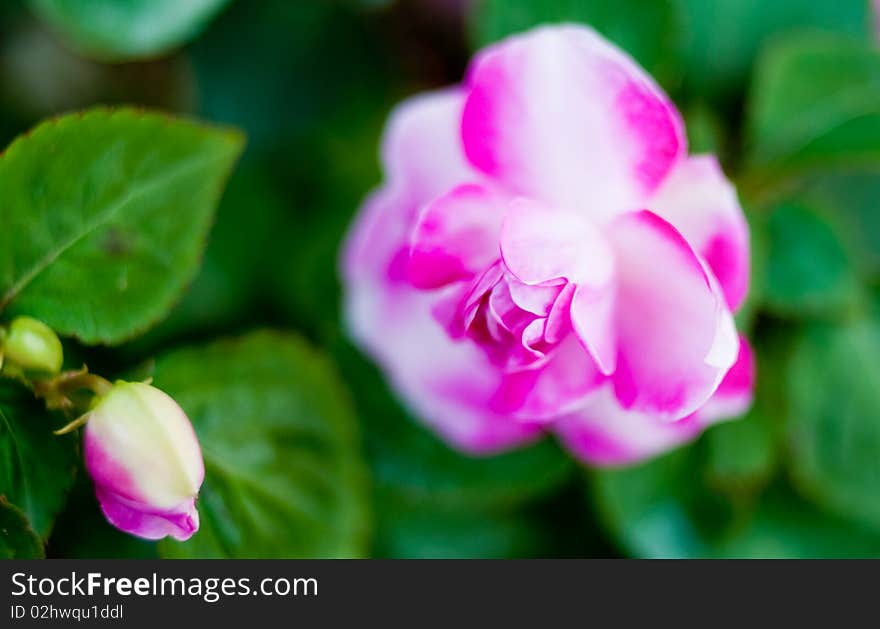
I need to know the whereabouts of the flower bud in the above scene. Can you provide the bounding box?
[84,381,204,541]
[2,316,63,374]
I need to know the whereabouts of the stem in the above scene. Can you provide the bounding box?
[53,413,90,435]
[30,366,113,416]
[59,371,113,397]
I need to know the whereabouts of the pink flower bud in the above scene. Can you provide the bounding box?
[84,381,204,541]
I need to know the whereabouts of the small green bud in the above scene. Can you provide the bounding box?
[2,316,63,375]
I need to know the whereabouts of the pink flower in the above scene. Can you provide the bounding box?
[341,25,753,466]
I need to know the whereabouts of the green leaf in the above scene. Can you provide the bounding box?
[761,202,861,317]
[787,320,880,532]
[781,168,880,278]
[593,441,880,557]
[373,494,546,558]
[705,408,776,493]
[28,0,233,61]
[0,108,244,345]
[747,36,880,286]
[747,33,880,178]
[593,448,719,558]
[0,497,44,558]
[155,331,370,558]
[0,379,77,539]
[713,492,880,559]
[680,0,869,103]
[335,339,575,511]
[470,0,683,87]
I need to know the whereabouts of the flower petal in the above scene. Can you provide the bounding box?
[500,198,617,373]
[506,275,563,317]
[693,334,755,423]
[555,339,754,466]
[382,88,476,200]
[461,25,685,220]
[650,155,750,310]
[342,88,477,284]
[95,487,199,541]
[491,335,603,420]
[408,183,505,289]
[554,386,704,466]
[570,284,617,375]
[500,199,613,285]
[609,210,738,420]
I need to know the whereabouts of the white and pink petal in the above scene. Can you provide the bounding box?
[500,199,617,373]
[650,155,750,310]
[408,183,506,289]
[553,386,705,466]
[95,488,199,542]
[461,25,685,221]
[491,336,604,421]
[693,334,755,423]
[555,336,754,467]
[608,210,738,420]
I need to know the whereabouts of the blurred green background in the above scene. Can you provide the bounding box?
[2,0,880,558]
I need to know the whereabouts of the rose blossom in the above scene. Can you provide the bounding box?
[341,25,753,465]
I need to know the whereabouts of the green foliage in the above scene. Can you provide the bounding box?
[789,170,880,279]
[0,379,77,539]
[374,496,547,558]
[27,0,233,61]
[705,408,776,493]
[761,202,861,317]
[594,448,714,558]
[0,108,244,345]
[0,497,44,558]
[747,34,880,179]
[787,321,880,532]
[154,331,370,558]
[593,442,880,558]
[677,0,869,102]
[714,494,880,558]
[189,0,397,152]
